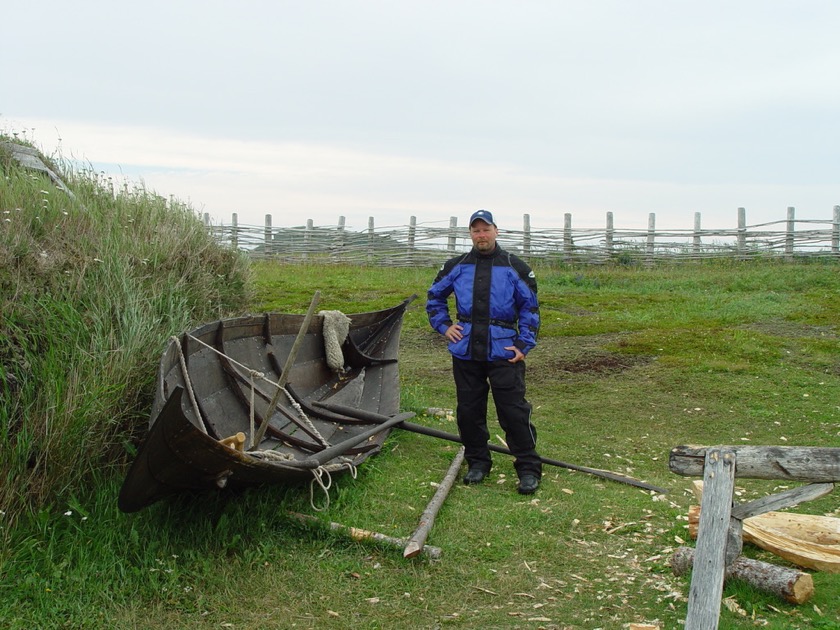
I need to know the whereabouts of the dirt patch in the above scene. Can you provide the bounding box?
[740,321,838,339]
[547,351,650,374]
[528,334,654,382]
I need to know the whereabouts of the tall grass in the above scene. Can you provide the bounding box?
[0,140,251,525]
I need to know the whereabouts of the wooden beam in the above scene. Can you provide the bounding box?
[685,447,737,630]
[669,445,840,482]
[731,482,835,520]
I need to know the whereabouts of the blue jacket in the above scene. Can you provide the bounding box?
[426,245,540,361]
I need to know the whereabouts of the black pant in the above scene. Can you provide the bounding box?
[452,357,541,478]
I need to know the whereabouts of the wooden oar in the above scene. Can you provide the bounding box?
[298,412,416,468]
[404,446,464,558]
[313,400,669,494]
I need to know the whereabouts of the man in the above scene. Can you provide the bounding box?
[426,209,542,494]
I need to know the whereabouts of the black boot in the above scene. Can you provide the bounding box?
[517,475,539,495]
[463,467,488,485]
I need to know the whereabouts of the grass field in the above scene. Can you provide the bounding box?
[4,258,839,629]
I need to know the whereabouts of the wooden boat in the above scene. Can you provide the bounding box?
[118,296,416,512]
[688,481,840,573]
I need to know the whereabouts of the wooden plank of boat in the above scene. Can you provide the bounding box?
[688,481,840,573]
[118,296,416,512]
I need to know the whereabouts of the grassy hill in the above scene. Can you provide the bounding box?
[0,139,250,523]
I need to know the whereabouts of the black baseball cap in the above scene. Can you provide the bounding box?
[469,209,496,227]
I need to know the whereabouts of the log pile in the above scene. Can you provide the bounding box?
[668,444,840,629]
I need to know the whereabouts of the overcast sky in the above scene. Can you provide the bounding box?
[3,1,839,231]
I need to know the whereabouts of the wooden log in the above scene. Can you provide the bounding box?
[288,512,442,560]
[404,446,465,558]
[685,447,737,630]
[670,445,840,482]
[671,547,814,605]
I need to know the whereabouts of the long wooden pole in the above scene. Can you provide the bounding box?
[250,291,321,449]
[312,400,668,494]
[404,446,465,559]
[298,412,416,468]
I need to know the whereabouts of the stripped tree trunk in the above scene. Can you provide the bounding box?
[404,447,465,558]
[671,547,814,605]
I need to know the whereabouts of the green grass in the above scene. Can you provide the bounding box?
[2,138,840,628]
[5,261,838,629]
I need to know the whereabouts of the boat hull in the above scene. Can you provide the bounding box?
[119,297,414,512]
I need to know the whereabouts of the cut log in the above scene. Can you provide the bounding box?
[689,505,840,573]
[288,512,442,559]
[671,546,814,605]
[670,445,840,482]
[404,446,465,558]
[689,482,840,573]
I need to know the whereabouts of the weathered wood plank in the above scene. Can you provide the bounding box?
[685,448,736,630]
[670,445,840,481]
[731,483,835,520]
[672,547,814,605]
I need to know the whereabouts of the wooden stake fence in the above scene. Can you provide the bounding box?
[205,207,840,265]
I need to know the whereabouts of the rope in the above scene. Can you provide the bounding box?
[250,449,294,461]
[309,460,358,511]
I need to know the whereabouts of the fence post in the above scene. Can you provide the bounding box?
[563,213,573,261]
[231,212,239,250]
[646,213,656,259]
[408,215,417,265]
[367,217,375,263]
[304,219,313,261]
[605,212,614,257]
[737,207,746,254]
[833,206,840,255]
[447,216,458,252]
[785,207,795,257]
[331,215,346,263]
[523,213,531,258]
[693,212,702,254]
[264,214,273,256]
